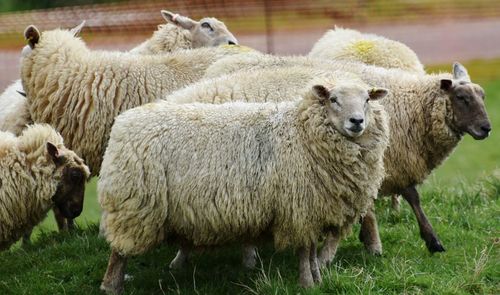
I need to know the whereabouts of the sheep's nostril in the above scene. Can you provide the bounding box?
[481,124,491,133]
[228,40,236,45]
[349,118,364,125]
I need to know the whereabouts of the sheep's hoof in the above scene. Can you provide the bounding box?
[169,250,188,270]
[366,244,383,256]
[100,282,123,295]
[427,237,446,253]
[299,276,314,288]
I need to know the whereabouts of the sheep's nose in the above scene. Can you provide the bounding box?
[481,124,491,133]
[228,40,236,45]
[349,118,364,125]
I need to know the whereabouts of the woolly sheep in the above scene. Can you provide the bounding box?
[0,80,30,135]
[130,10,237,55]
[308,27,425,74]
[98,78,389,293]
[179,60,492,257]
[20,24,255,175]
[0,124,90,250]
[0,11,238,136]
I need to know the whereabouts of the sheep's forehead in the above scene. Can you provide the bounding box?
[199,17,226,29]
[331,84,369,104]
[456,82,484,98]
[61,149,90,177]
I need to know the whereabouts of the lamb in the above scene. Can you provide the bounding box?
[174,61,492,259]
[129,10,237,55]
[308,27,425,74]
[98,78,389,294]
[20,24,255,175]
[0,124,90,250]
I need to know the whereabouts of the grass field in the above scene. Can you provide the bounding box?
[1,59,499,294]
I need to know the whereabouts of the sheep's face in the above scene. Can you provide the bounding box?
[312,84,388,138]
[47,142,90,219]
[441,63,491,140]
[161,10,238,47]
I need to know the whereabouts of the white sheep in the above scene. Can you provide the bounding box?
[0,11,238,135]
[174,60,491,260]
[98,78,389,293]
[308,27,425,74]
[20,24,255,175]
[0,124,90,250]
[130,10,237,55]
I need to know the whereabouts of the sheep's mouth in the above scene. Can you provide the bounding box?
[345,126,365,138]
[467,127,490,140]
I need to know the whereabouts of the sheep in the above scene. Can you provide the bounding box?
[130,10,237,55]
[0,124,90,250]
[0,11,238,135]
[20,24,255,176]
[308,27,425,74]
[0,80,30,135]
[98,78,389,293]
[175,60,492,258]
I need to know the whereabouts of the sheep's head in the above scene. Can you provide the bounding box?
[21,21,85,57]
[440,62,491,140]
[161,10,238,47]
[47,142,90,219]
[311,83,388,138]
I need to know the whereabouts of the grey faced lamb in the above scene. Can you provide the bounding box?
[175,60,491,258]
[130,10,237,55]
[20,24,255,176]
[0,124,90,250]
[308,27,425,74]
[98,78,389,294]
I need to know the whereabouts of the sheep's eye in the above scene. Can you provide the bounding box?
[201,22,213,31]
[70,170,83,182]
[330,96,337,104]
[365,98,370,103]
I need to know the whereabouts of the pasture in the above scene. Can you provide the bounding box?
[0,59,498,294]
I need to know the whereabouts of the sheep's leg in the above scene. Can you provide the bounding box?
[309,243,322,283]
[241,244,258,269]
[359,208,382,255]
[22,229,33,247]
[101,249,127,295]
[298,246,314,288]
[401,186,445,253]
[318,229,340,267]
[53,207,68,231]
[67,218,75,231]
[391,194,401,212]
[169,246,190,270]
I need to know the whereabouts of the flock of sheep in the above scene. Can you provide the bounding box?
[0,9,492,294]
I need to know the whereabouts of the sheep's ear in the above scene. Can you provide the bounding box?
[47,142,62,165]
[311,85,330,104]
[440,79,453,91]
[161,10,197,30]
[452,62,471,82]
[24,25,40,49]
[69,20,86,37]
[368,88,389,100]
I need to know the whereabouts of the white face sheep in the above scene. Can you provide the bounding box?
[129,10,238,54]
[0,124,90,250]
[98,80,389,293]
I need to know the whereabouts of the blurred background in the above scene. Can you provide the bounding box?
[0,0,498,230]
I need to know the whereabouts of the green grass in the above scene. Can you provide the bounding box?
[1,59,500,294]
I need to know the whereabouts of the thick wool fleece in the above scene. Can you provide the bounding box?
[129,24,192,55]
[0,125,63,249]
[99,90,389,256]
[0,80,31,135]
[199,60,462,196]
[308,27,425,74]
[20,28,253,174]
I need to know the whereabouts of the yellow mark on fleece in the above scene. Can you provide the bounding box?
[351,40,375,56]
[220,44,256,53]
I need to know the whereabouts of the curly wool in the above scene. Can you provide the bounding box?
[129,24,192,55]
[99,87,389,256]
[199,60,462,195]
[0,124,63,250]
[308,27,425,74]
[20,27,253,174]
[0,80,31,135]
